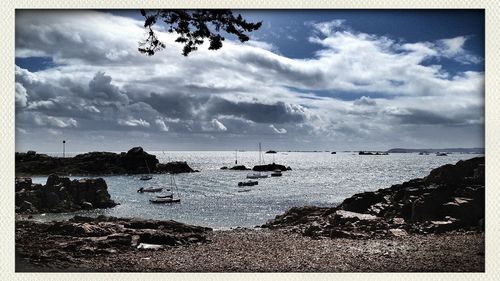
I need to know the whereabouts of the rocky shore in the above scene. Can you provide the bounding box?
[16,223,484,272]
[263,157,485,239]
[16,215,212,271]
[15,147,196,176]
[15,174,117,214]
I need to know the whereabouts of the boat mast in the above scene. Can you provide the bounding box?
[145,159,151,174]
[259,142,262,165]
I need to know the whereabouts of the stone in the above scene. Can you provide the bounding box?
[81,202,93,210]
[388,228,408,237]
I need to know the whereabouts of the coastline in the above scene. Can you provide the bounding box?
[15,156,485,272]
[16,226,484,272]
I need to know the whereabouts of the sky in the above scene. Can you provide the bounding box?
[14,10,485,152]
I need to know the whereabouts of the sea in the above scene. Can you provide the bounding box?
[29,151,483,229]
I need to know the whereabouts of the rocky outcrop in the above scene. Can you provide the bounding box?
[16,147,196,176]
[262,157,485,239]
[16,215,212,267]
[230,165,251,170]
[15,175,117,214]
[252,163,292,171]
[157,161,195,174]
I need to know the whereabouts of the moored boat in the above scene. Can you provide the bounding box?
[137,187,163,193]
[270,169,282,177]
[238,180,258,187]
[149,197,181,204]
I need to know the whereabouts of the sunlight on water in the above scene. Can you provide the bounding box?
[30,151,482,229]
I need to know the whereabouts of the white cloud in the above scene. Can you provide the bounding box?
[15,82,28,107]
[118,118,150,128]
[155,119,169,132]
[14,12,484,150]
[269,124,287,134]
[211,119,227,131]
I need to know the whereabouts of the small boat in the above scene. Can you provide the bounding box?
[238,180,258,187]
[156,193,173,198]
[149,197,181,204]
[246,172,268,179]
[271,169,282,177]
[150,173,181,203]
[137,187,163,193]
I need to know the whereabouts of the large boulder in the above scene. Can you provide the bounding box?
[121,147,159,174]
[425,157,484,185]
[15,175,117,214]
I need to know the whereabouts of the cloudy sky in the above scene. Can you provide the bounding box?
[15,10,484,152]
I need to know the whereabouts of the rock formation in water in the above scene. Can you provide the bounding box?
[15,147,196,176]
[262,157,485,238]
[252,163,292,171]
[15,175,117,214]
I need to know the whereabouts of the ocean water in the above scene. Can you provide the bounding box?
[29,151,482,229]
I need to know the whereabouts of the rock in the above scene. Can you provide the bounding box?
[19,200,37,213]
[15,175,117,214]
[388,228,408,237]
[425,157,484,185]
[137,243,164,250]
[442,197,483,226]
[157,161,195,174]
[220,166,228,170]
[338,191,385,213]
[81,202,93,210]
[139,232,178,246]
[229,165,250,170]
[263,157,485,238]
[15,177,32,191]
[16,147,196,176]
[329,229,369,239]
[252,163,289,172]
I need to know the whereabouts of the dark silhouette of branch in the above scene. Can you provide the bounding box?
[138,9,262,56]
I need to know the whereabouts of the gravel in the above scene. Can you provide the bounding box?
[17,228,485,272]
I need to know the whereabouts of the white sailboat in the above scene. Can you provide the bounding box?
[149,173,181,203]
[247,143,268,179]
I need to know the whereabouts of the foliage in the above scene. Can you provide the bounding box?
[139,9,262,56]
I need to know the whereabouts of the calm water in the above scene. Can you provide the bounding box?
[30,151,482,229]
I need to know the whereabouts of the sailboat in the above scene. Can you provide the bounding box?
[139,159,153,180]
[149,173,181,203]
[247,143,269,179]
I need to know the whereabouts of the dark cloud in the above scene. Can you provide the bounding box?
[205,97,307,124]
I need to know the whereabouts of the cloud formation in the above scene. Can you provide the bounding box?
[14,12,484,151]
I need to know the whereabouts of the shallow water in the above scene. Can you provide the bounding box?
[30,151,482,229]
